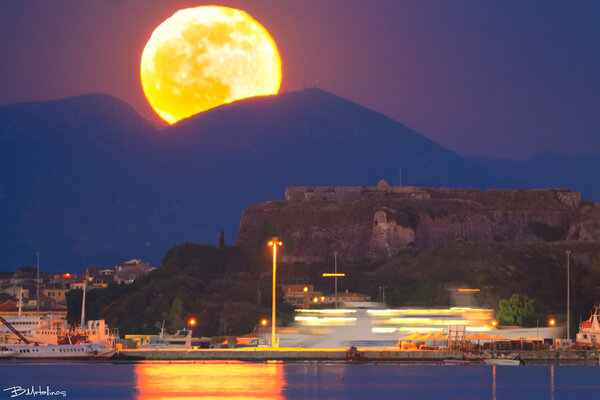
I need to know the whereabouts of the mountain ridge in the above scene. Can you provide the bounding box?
[0,89,598,271]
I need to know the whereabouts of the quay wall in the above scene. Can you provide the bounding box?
[116,348,600,364]
[117,348,463,361]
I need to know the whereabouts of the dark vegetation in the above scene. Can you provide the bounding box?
[498,294,535,326]
[66,240,600,338]
[67,243,293,337]
[278,240,600,332]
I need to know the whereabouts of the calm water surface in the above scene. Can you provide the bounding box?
[0,361,598,399]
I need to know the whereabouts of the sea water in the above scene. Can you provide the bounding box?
[0,361,598,399]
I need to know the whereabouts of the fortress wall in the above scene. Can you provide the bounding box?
[286,185,579,206]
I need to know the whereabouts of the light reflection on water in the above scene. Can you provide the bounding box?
[1,361,599,399]
[135,361,284,400]
[133,362,600,400]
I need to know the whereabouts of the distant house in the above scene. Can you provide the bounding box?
[25,295,61,310]
[69,281,86,291]
[68,279,107,292]
[42,285,69,305]
[281,284,325,308]
[80,268,113,286]
[323,290,370,303]
[0,286,29,299]
[114,259,155,284]
[0,300,17,312]
[50,272,77,286]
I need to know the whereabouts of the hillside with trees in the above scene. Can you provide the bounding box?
[67,243,292,336]
[67,239,600,338]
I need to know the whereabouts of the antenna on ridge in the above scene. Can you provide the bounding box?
[399,166,402,186]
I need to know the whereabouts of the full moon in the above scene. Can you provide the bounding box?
[141,6,282,124]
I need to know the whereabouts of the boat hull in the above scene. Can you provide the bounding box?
[443,359,473,365]
[483,358,521,366]
[3,344,117,360]
[0,350,17,359]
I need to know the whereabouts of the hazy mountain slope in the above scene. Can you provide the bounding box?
[0,94,162,270]
[159,89,512,258]
[164,88,509,189]
[1,89,590,271]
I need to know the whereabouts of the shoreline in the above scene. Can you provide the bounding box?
[114,348,600,365]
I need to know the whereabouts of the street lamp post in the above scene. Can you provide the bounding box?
[186,318,196,350]
[36,252,40,316]
[268,237,282,348]
[566,250,571,339]
[334,252,338,308]
[379,286,388,306]
[322,252,345,309]
[259,318,268,341]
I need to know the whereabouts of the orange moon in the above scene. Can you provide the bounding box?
[141,6,282,124]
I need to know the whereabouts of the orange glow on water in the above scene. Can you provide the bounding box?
[135,361,284,399]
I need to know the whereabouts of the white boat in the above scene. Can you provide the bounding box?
[443,359,474,365]
[0,346,17,359]
[483,357,522,366]
[0,316,43,339]
[3,342,117,360]
[140,329,197,349]
[575,306,600,348]
[1,316,118,346]
[1,289,118,347]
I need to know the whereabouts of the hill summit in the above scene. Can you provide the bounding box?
[236,184,596,262]
[0,88,598,270]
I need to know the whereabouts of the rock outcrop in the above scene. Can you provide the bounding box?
[567,204,600,242]
[236,185,589,262]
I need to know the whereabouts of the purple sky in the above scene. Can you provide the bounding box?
[1,0,598,158]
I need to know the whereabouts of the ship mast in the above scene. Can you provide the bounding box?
[80,269,87,329]
[18,288,22,317]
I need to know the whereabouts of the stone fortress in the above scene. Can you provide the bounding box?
[285,180,581,208]
[237,182,596,262]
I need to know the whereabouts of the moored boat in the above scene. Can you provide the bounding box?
[140,329,204,349]
[0,346,17,359]
[443,359,473,365]
[483,357,522,366]
[3,342,117,360]
[575,306,600,348]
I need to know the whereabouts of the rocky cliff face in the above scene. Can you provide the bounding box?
[236,184,589,262]
[567,204,600,242]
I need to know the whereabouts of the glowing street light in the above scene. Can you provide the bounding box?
[268,237,282,348]
[188,318,196,329]
[259,318,268,339]
[549,318,556,326]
